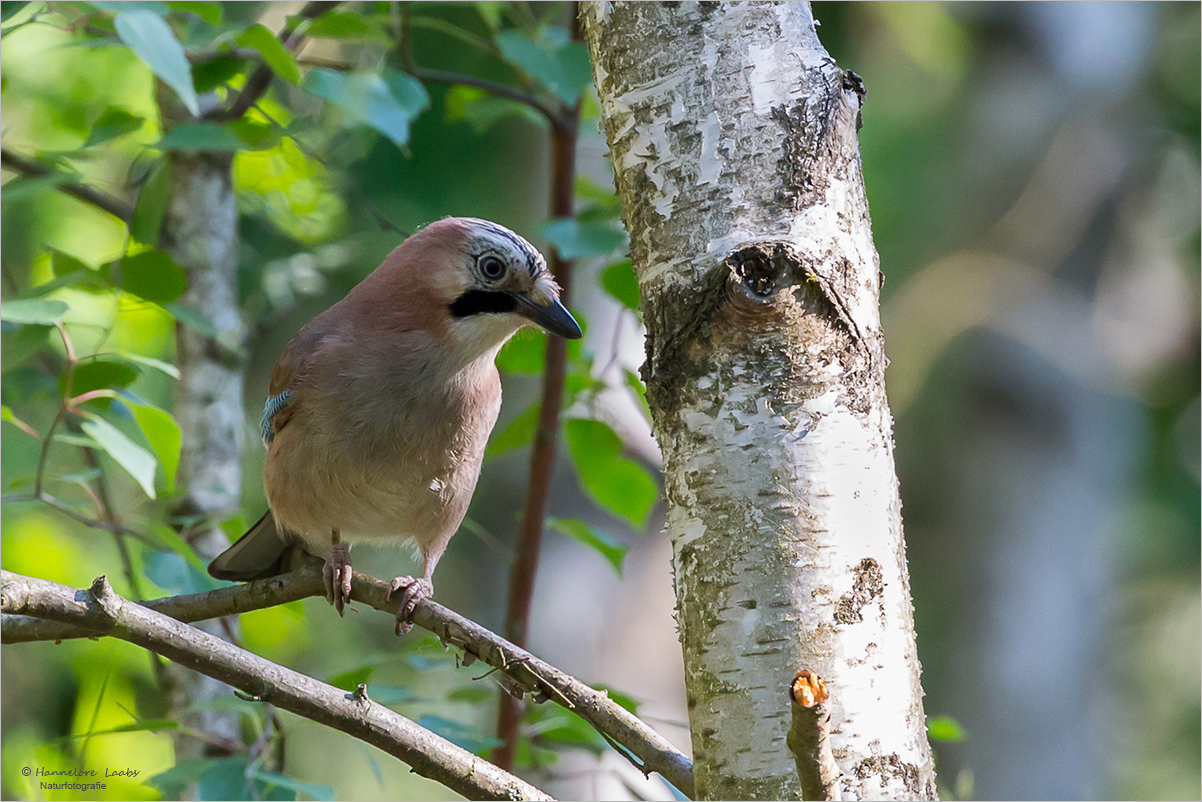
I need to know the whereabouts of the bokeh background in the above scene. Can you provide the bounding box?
[2,2,1198,800]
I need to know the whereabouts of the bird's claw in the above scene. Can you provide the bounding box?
[324,544,353,617]
[387,576,433,635]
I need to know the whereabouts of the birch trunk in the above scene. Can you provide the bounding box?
[163,151,246,759]
[582,3,936,799]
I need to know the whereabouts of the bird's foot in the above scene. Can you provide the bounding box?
[323,544,353,616]
[386,576,433,635]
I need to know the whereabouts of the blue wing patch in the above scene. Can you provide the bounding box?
[261,389,293,445]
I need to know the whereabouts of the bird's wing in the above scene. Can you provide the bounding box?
[261,324,331,444]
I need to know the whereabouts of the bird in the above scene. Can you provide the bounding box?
[208,217,582,634]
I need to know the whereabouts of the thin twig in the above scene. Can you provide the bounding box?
[1,570,552,802]
[203,0,340,122]
[411,65,571,131]
[3,489,161,549]
[33,323,78,498]
[787,670,842,801]
[494,3,584,772]
[399,3,570,132]
[79,445,146,601]
[0,148,133,222]
[247,100,409,237]
[1,560,695,797]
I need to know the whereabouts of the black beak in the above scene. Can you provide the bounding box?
[513,295,583,339]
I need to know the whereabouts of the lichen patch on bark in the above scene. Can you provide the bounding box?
[834,558,886,625]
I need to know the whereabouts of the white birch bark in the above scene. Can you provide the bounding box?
[163,151,246,758]
[582,3,936,799]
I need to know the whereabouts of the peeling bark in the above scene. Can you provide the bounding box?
[583,3,935,799]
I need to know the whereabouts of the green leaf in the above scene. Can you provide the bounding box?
[564,419,658,526]
[494,30,593,105]
[624,368,651,420]
[191,54,248,94]
[540,218,627,260]
[130,403,180,490]
[28,253,111,296]
[164,303,245,357]
[152,756,292,801]
[84,107,144,148]
[496,328,547,374]
[253,769,335,802]
[108,349,180,379]
[364,683,413,705]
[163,303,216,337]
[227,118,279,150]
[80,414,158,498]
[302,11,383,41]
[51,250,91,277]
[1,405,39,439]
[485,401,540,458]
[445,85,546,133]
[146,522,210,574]
[157,122,246,152]
[2,2,30,24]
[384,70,429,114]
[144,549,215,594]
[114,10,199,116]
[63,359,139,397]
[1,326,51,375]
[165,0,221,26]
[92,1,170,13]
[593,684,642,715]
[69,718,179,738]
[236,24,300,86]
[304,68,429,148]
[219,511,248,542]
[53,432,100,448]
[60,467,103,485]
[327,665,374,691]
[601,259,640,310]
[549,517,628,576]
[927,715,967,743]
[417,715,502,755]
[111,250,187,303]
[132,159,172,244]
[1,299,68,325]
[447,685,492,704]
[149,758,229,801]
[574,174,622,215]
[530,710,609,756]
[0,172,72,204]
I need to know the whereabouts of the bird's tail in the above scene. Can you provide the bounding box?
[208,511,295,582]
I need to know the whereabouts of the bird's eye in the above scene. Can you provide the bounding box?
[479,256,506,280]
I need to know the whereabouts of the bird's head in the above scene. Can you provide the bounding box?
[389,217,581,360]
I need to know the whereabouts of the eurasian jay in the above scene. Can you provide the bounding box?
[208,217,581,633]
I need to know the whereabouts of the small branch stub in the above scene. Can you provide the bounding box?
[788,670,842,802]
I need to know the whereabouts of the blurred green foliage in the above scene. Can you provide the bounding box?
[1,2,651,799]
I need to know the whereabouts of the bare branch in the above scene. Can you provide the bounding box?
[787,671,842,801]
[1,570,552,802]
[203,0,340,122]
[410,65,571,131]
[494,4,584,771]
[398,2,570,132]
[0,148,133,222]
[2,559,695,797]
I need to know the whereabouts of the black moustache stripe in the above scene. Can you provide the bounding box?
[449,290,518,318]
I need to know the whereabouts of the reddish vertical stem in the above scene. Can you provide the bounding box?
[494,16,582,771]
